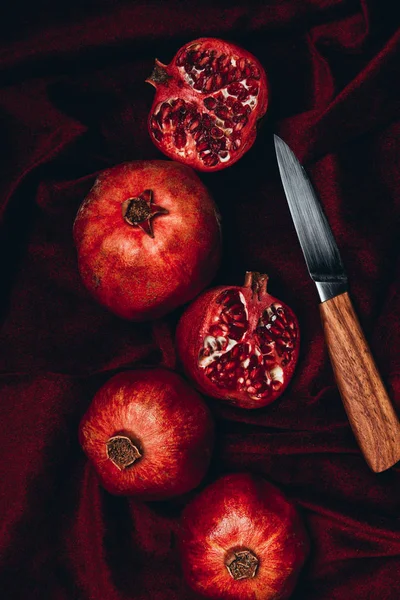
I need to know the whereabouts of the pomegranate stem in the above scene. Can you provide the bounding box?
[121,189,169,238]
[106,435,142,470]
[146,59,171,87]
[244,271,268,299]
[225,548,259,580]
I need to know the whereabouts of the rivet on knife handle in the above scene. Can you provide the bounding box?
[320,292,400,472]
[274,135,400,472]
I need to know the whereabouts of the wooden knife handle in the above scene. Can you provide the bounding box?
[320,292,400,472]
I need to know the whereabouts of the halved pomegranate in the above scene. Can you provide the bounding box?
[146,38,268,171]
[176,272,300,409]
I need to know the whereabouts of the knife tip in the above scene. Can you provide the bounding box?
[273,134,285,150]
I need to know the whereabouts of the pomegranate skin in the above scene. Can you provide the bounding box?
[176,273,300,409]
[79,368,214,500]
[73,160,221,321]
[146,38,268,172]
[179,473,309,600]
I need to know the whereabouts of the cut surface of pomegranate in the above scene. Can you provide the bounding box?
[179,473,309,600]
[146,38,268,171]
[176,272,300,409]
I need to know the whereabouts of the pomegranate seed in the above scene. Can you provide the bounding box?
[224,118,234,129]
[238,57,246,70]
[197,130,210,143]
[227,82,245,96]
[246,78,258,93]
[251,65,261,79]
[238,89,250,101]
[233,121,246,132]
[247,386,257,395]
[209,139,222,152]
[197,52,211,68]
[202,113,214,128]
[221,311,232,324]
[235,321,246,328]
[219,151,229,159]
[270,325,285,337]
[188,118,201,132]
[197,140,210,152]
[232,67,242,81]
[192,127,204,141]
[232,101,245,114]
[204,76,214,92]
[210,325,223,336]
[193,74,206,90]
[213,73,223,89]
[214,105,229,119]
[225,361,236,371]
[160,102,172,122]
[218,54,230,69]
[171,112,181,126]
[225,96,235,107]
[204,96,217,110]
[173,98,185,110]
[232,313,245,322]
[243,65,252,78]
[211,126,224,138]
[174,129,187,149]
[232,137,242,150]
[183,112,195,128]
[184,63,193,74]
[230,345,240,358]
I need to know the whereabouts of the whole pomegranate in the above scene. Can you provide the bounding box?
[179,473,309,600]
[176,272,300,409]
[79,368,214,499]
[73,160,221,320]
[146,38,268,171]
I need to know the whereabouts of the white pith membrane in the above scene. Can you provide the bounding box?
[149,44,262,168]
[198,289,298,400]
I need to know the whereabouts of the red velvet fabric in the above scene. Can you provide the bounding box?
[1,1,400,598]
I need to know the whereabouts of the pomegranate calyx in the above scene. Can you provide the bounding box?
[106,435,142,470]
[122,189,169,238]
[146,59,171,87]
[225,548,259,580]
[244,271,268,300]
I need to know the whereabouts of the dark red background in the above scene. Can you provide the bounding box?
[1,1,400,598]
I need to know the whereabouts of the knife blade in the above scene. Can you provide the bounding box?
[274,134,400,473]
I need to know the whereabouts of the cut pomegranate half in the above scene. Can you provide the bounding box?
[176,272,300,409]
[146,38,268,172]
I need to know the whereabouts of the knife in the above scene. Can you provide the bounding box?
[274,135,400,473]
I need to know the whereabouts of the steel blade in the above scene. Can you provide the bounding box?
[274,135,347,302]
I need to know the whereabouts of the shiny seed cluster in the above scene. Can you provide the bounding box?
[198,290,298,400]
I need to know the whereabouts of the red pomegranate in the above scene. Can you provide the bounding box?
[176,272,300,409]
[73,160,221,320]
[146,38,268,171]
[79,368,214,500]
[179,473,309,600]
